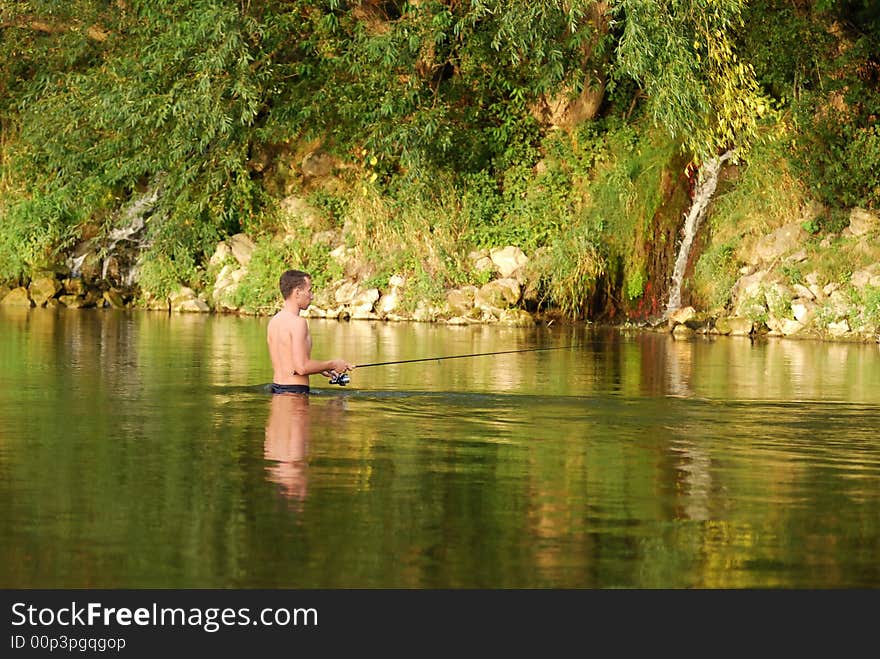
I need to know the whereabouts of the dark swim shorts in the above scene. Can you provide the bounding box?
[270,383,310,395]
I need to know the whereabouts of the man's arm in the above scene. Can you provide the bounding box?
[289,316,353,376]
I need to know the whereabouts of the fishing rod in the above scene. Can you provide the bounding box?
[328,344,579,385]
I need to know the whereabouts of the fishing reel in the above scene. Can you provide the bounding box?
[329,372,350,386]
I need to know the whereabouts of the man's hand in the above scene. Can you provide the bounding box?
[329,359,354,373]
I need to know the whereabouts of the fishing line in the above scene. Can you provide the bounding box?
[356,344,579,368]
[329,344,580,385]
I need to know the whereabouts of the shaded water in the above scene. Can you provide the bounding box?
[1,307,878,588]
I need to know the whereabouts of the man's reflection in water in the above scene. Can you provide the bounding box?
[264,393,310,507]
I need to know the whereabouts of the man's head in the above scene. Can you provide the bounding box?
[279,270,311,301]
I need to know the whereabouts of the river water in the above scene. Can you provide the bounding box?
[1,307,878,588]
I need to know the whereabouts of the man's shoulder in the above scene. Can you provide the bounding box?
[268,309,305,331]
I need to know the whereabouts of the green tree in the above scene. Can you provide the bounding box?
[612,0,767,162]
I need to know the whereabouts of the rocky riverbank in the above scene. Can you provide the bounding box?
[659,207,880,343]
[2,206,879,344]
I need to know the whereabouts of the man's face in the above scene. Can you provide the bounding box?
[294,278,313,309]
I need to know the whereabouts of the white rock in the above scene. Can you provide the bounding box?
[489,246,529,278]
[228,233,255,267]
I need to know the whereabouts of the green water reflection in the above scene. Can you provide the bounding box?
[1,307,878,587]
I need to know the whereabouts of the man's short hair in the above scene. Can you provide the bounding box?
[279,270,311,300]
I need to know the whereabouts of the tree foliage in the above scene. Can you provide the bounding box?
[0,0,604,282]
[612,0,767,163]
[0,0,877,294]
[735,0,880,210]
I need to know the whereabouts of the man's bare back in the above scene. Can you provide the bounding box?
[267,309,312,386]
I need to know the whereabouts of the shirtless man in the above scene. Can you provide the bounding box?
[267,269,353,394]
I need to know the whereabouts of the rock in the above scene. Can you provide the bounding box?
[2,287,33,307]
[824,290,852,320]
[792,283,815,301]
[350,308,379,320]
[102,255,123,284]
[469,249,494,274]
[489,246,528,278]
[329,245,357,272]
[212,264,245,312]
[334,281,360,305]
[228,233,256,267]
[750,222,809,265]
[142,292,169,311]
[80,252,102,285]
[209,242,232,266]
[498,309,535,326]
[474,278,521,310]
[376,288,402,316]
[715,317,753,336]
[351,288,381,309]
[851,265,880,290]
[303,306,327,318]
[175,298,211,313]
[412,301,443,322]
[667,306,696,325]
[66,243,102,285]
[731,269,770,306]
[779,318,804,336]
[734,295,767,321]
[301,150,335,178]
[848,208,880,236]
[349,288,380,318]
[103,289,126,309]
[311,287,335,310]
[446,286,477,316]
[28,275,61,306]
[684,312,713,330]
[170,287,210,313]
[59,295,90,309]
[212,263,238,297]
[279,196,322,228]
[827,319,850,337]
[791,300,816,324]
[62,278,86,296]
[765,314,783,333]
[520,277,541,307]
[311,230,337,246]
[667,307,712,331]
[672,324,695,338]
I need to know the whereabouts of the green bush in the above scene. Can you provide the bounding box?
[693,243,737,311]
[857,285,880,330]
[533,230,606,319]
[137,250,200,301]
[231,232,337,315]
[785,10,880,211]
[0,189,87,282]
